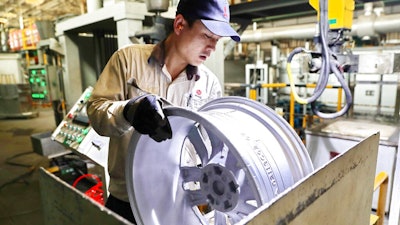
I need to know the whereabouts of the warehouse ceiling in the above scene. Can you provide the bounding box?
[0,0,399,30]
[0,0,84,29]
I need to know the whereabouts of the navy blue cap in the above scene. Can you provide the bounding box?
[176,0,240,42]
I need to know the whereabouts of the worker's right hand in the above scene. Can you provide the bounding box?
[123,94,172,142]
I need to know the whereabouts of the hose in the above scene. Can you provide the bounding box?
[286,47,330,104]
[311,61,353,118]
[286,0,353,119]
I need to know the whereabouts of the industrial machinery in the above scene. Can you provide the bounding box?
[28,65,59,103]
[28,63,65,125]
[133,0,172,44]
[298,2,400,225]
[0,83,36,118]
[50,86,110,198]
[234,0,400,128]
[0,53,37,118]
[51,86,109,169]
[351,47,400,120]
[286,0,355,119]
[126,97,314,225]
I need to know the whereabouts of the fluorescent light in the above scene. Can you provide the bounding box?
[25,0,45,5]
[0,18,8,24]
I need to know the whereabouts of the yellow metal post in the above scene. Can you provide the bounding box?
[337,87,343,112]
[370,172,388,225]
[249,88,257,101]
[290,91,295,127]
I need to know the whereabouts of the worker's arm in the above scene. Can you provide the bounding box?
[87,49,134,137]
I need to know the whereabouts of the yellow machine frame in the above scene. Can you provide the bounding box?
[309,0,355,30]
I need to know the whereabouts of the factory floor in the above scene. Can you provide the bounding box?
[0,107,391,225]
[0,108,56,225]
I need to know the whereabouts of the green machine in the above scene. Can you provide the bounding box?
[28,65,60,103]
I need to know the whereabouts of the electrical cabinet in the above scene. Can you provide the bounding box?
[28,65,60,103]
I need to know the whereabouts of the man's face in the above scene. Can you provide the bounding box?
[178,20,222,66]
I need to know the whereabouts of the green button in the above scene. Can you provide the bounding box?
[76,136,83,143]
[82,128,90,135]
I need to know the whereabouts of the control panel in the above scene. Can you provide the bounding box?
[28,65,60,102]
[51,86,109,168]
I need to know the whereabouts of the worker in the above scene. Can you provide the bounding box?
[87,0,240,223]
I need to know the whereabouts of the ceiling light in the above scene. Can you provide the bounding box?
[0,18,8,24]
[25,0,45,5]
[0,12,17,18]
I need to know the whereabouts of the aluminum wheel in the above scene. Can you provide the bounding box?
[126,96,313,225]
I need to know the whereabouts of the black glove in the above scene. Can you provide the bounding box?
[123,94,172,142]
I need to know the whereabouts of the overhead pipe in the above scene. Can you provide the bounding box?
[239,13,400,43]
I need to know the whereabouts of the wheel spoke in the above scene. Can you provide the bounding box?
[233,169,246,192]
[181,166,202,183]
[188,125,210,164]
[214,210,227,225]
[226,210,245,224]
[239,184,256,201]
[233,200,258,216]
[224,200,257,224]
[207,145,229,166]
[186,189,209,206]
[236,168,258,203]
[188,125,227,166]
[208,130,225,160]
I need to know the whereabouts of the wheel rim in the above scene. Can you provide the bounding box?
[126,96,314,225]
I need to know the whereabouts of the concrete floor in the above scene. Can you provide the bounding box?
[0,108,56,225]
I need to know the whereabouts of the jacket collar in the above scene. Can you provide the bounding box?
[148,40,200,81]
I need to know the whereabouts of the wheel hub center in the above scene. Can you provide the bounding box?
[200,163,239,212]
